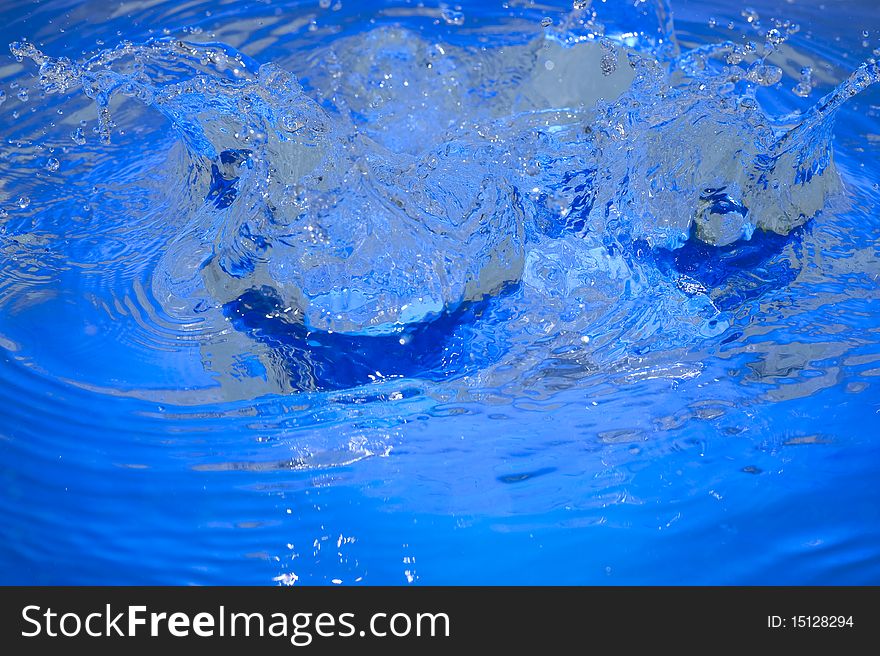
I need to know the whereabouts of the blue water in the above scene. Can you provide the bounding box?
[1,0,879,585]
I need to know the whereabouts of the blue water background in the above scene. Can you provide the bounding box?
[0,0,879,584]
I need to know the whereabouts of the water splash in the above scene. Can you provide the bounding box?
[2,0,880,588]
[6,0,879,360]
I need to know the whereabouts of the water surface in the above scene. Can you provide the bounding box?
[1,0,879,584]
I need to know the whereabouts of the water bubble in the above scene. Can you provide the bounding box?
[708,17,717,28]
[541,17,553,28]
[17,197,30,210]
[440,4,464,26]
[319,0,331,8]
[17,88,28,102]
[70,127,86,145]
[46,157,60,172]
[573,0,589,9]
[0,89,5,106]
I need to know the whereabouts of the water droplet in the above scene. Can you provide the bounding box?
[71,127,86,145]
[17,88,28,102]
[573,0,589,9]
[440,4,464,26]
[708,17,717,28]
[793,66,813,97]
[601,55,616,76]
[746,62,782,86]
[599,38,617,76]
[0,90,5,106]
[741,8,759,25]
[726,46,745,65]
[541,17,553,28]
[319,0,331,8]
[46,157,60,172]
[765,28,784,48]
[17,197,30,210]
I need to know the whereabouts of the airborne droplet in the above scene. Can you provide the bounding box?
[746,62,782,86]
[440,5,464,26]
[71,127,86,145]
